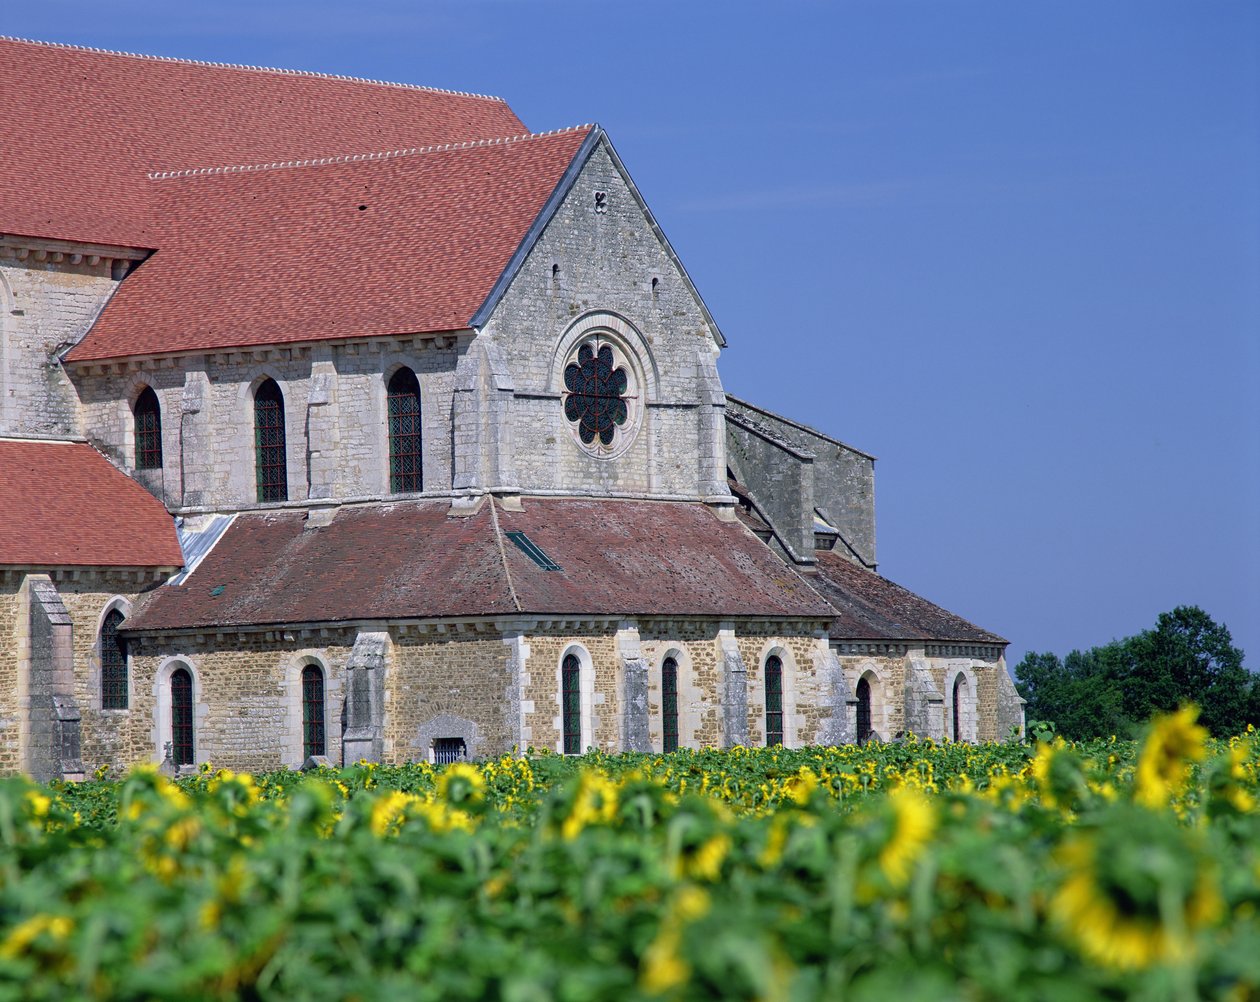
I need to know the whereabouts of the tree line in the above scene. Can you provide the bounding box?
[1015,605,1256,739]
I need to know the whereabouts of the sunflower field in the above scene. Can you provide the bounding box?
[1,710,1257,1001]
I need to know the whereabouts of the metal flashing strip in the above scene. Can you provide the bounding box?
[167,513,235,586]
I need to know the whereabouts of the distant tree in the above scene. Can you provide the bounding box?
[1122,606,1251,736]
[1015,606,1254,739]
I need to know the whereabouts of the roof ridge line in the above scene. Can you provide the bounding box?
[0,34,509,102]
[485,496,523,614]
[145,124,596,181]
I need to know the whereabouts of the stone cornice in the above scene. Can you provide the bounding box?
[0,234,149,264]
[64,329,473,377]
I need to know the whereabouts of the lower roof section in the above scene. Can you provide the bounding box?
[126,497,837,632]
[807,549,1007,646]
[0,439,183,568]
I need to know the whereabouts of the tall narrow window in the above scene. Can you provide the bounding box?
[662,656,679,753]
[387,368,422,493]
[952,674,967,742]
[765,655,784,747]
[170,668,194,766]
[254,378,288,502]
[134,387,163,470]
[302,665,326,759]
[100,609,128,709]
[562,653,582,755]
[856,677,872,744]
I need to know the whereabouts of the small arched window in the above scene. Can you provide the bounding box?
[562,652,582,755]
[953,675,964,741]
[662,656,679,753]
[133,387,163,470]
[302,665,326,759]
[856,677,872,744]
[170,668,195,766]
[100,609,128,709]
[254,378,288,502]
[764,655,784,747]
[387,368,422,493]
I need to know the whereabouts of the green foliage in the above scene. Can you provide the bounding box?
[1016,605,1254,738]
[0,729,1257,1000]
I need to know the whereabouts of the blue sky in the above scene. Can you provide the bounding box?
[8,1,1258,669]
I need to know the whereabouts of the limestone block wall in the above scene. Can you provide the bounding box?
[739,630,834,747]
[522,628,622,753]
[835,643,1019,744]
[0,250,127,439]
[726,396,877,567]
[480,140,728,500]
[639,621,724,751]
[386,632,518,762]
[74,339,462,511]
[125,634,354,773]
[0,583,20,772]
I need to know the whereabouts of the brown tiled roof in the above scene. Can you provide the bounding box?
[0,36,526,249]
[808,549,1006,645]
[0,440,183,567]
[126,498,834,632]
[67,127,592,361]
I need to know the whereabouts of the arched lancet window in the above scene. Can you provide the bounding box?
[952,674,965,742]
[662,656,679,753]
[170,667,194,765]
[254,378,288,502]
[562,652,582,755]
[133,387,163,470]
[302,665,326,759]
[387,368,423,493]
[100,609,128,709]
[765,655,784,747]
[856,677,872,744]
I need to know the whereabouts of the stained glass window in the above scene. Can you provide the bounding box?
[254,378,288,502]
[563,341,629,447]
[134,387,163,470]
[662,656,679,753]
[765,655,784,747]
[100,609,128,709]
[302,665,326,759]
[857,677,872,744]
[562,653,582,754]
[387,368,422,493]
[171,667,194,766]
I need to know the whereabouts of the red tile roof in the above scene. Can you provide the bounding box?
[126,498,835,631]
[807,549,1006,645]
[0,440,183,567]
[66,127,592,361]
[0,36,526,249]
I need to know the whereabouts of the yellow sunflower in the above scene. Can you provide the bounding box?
[1051,832,1222,970]
[1135,706,1208,810]
[878,787,936,887]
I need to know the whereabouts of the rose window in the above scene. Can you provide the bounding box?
[562,339,638,452]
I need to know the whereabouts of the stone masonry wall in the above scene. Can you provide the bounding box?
[0,253,122,439]
[479,139,728,500]
[726,397,877,567]
[75,341,462,511]
[0,584,21,773]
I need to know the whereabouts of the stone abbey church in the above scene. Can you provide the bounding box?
[0,37,1023,780]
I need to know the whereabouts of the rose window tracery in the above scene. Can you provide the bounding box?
[562,339,638,452]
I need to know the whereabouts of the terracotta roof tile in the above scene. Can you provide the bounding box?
[126,498,834,632]
[0,36,527,249]
[67,127,591,361]
[0,439,183,567]
[807,549,1006,645]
